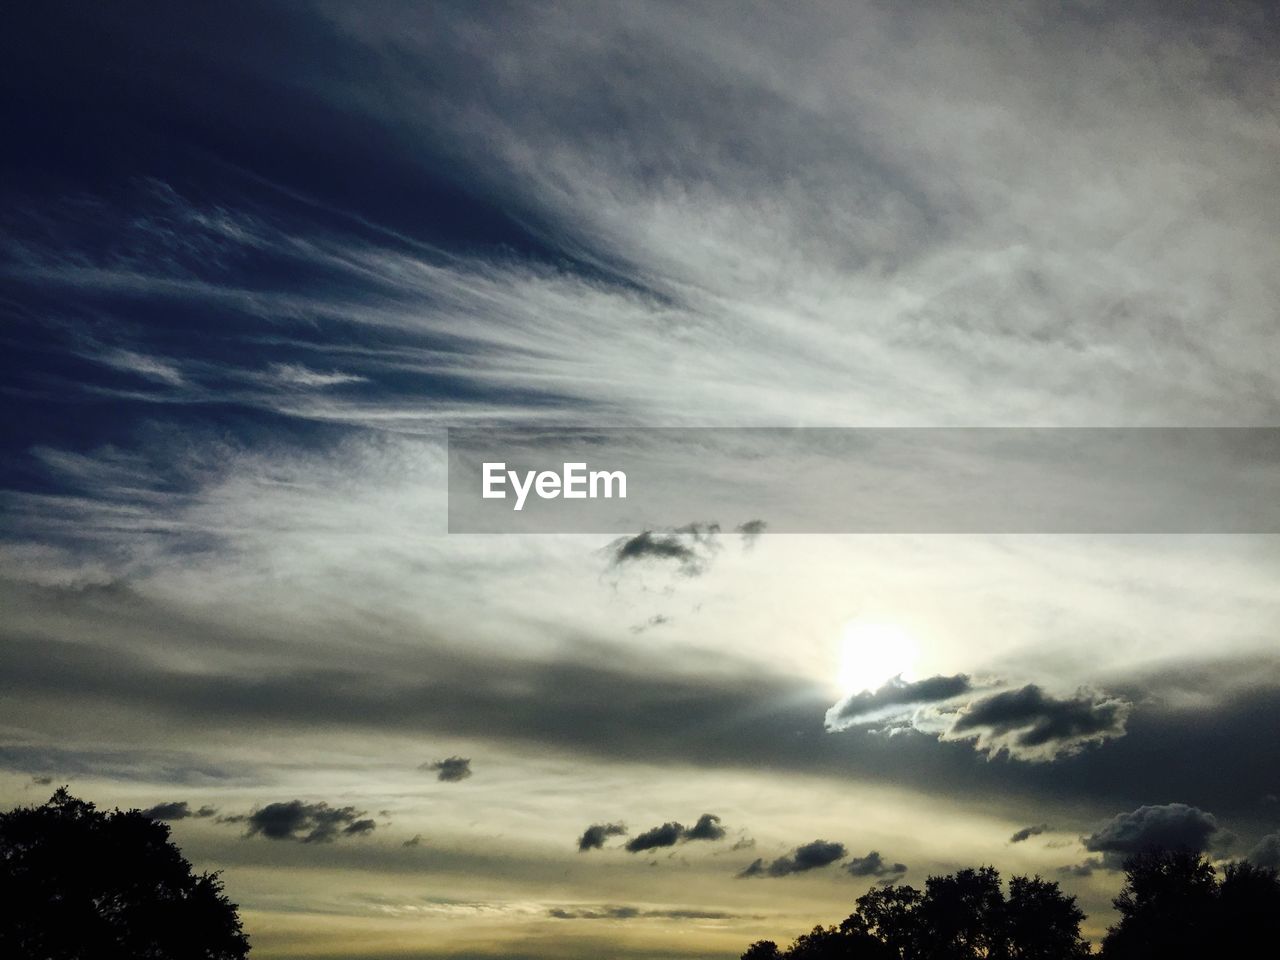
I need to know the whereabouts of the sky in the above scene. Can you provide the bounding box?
[2,2,1279,957]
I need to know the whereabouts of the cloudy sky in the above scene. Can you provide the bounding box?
[3,2,1279,957]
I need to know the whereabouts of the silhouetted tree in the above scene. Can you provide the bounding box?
[742,867,1089,960]
[742,940,785,960]
[1216,860,1280,958]
[788,925,855,960]
[0,788,250,960]
[844,884,923,957]
[1100,850,1216,959]
[1101,850,1280,960]
[913,866,1006,959]
[1005,876,1089,960]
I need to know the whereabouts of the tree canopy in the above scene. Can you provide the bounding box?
[0,788,250,960]
[1101,850,1280,960]
[741,853,1280,960]
[741,866,1089,960]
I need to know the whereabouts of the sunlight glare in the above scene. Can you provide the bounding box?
[837,621,919,695]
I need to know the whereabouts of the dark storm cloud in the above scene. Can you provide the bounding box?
[845,850,907,878]
[626,822,685,853]
[1083,803,1223,868]
[403,834,423,848]
[684,813,727,842]
[1010,823,1049,843]
[422,756,472,782]
[947,685,1129,760]
[225,800,375,843]
[139,800,218,821]
[826,674,972,730]
[739,840,847,878]
[31,775,53,786]
[1248,833,1280,870]
[578,822,628,852]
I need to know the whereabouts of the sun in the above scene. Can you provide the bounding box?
[836,620,920,696]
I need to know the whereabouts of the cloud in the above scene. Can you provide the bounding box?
[611,533,696,567]
[826,674,972,730]
[608,524,721,576]
[225,800,375,843]
[845,850,907,878]
[98,349,185,387]
[629,614,671,634]
[1083,803,1223,868]
[1058,858,1103,878]
[139,800,218,821]
[739,840,847,878]
[1247,833,1280,871]
[403,834,423,848]
[620,815,728,852]
[736,519,767,548]
[421,756,472,782]
[548,905,740,921]
[2,6,1280,945]
[1010,823,1049,844]
[946,685,1130,761]
[31,775,53,786]
[684,813,727,842]
[626,822,685,853]
[267,363,367,388]
[7,617,1280,823]
[578,822,628,852]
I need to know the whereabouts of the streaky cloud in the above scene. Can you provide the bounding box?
[826,674,972,730]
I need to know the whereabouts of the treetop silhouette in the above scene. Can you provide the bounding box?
[0,788,250,960]
[743,865,1088,960]
[742,852,1280,960]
